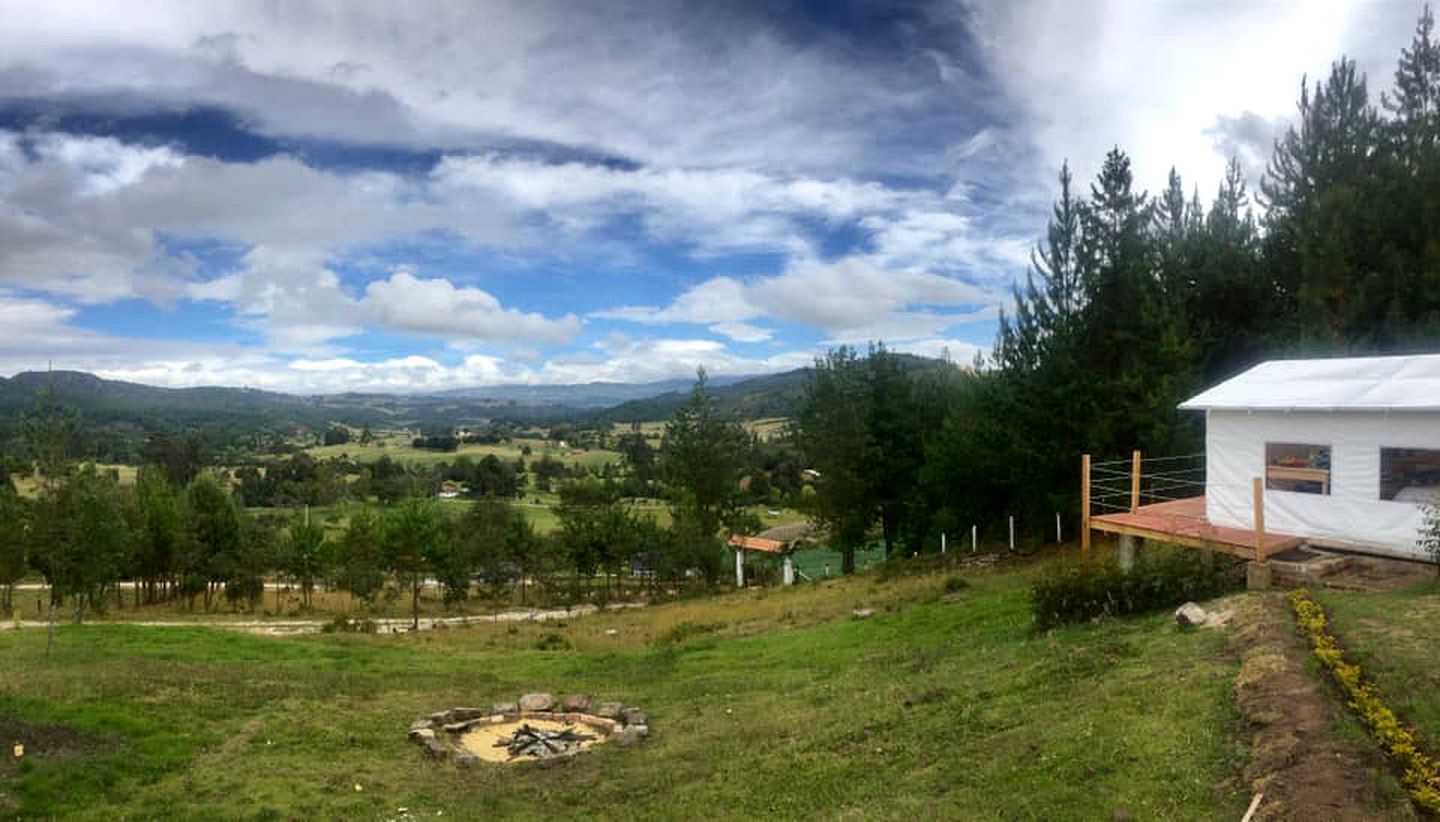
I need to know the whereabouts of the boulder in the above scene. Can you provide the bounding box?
[409,727,437,742]
[1174,602,1208,628]
[519,692,557,712]
[619,708,648,727]
[443,720,479,734]
[430,710,454,725]
[492,701,519,716]
[614,726,647,747]
[453,751,480,768]
[409,719,434,733]
[561,694,594,713]
[450,707,486,721]
[595,702,624,720]
[422,738,449,760]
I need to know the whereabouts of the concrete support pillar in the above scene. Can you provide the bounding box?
[735,548,745,588]
[1246,561,1272,590]
[782,554,795,586]
[1118,535,1140,572]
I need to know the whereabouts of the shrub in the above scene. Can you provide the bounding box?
[1029,546,1240,630]
[657,620,725,645]
[1419,504,1440,564]
[534,632,572,651]
[320,615,377,634]
[942,575,970,594]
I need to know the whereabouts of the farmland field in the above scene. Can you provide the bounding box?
[303,434,622,471]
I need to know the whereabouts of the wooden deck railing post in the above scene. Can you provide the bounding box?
[1081,454,1091,556]
[1252,476,1266,563]
[1130,450,1142,514]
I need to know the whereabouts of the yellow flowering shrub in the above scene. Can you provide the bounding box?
[1289,590,1440,812]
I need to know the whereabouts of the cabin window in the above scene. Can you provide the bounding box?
[1265,442,1331,495]
[1380,447,1440,503]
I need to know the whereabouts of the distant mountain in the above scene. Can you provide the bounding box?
[598,354,960,423]
[0,356,960,459]
[431,375,746,409]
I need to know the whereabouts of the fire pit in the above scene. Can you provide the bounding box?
[409,692,649,766]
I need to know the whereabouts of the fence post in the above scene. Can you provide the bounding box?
[1055,512,1062,544]
[1130,450,1142,513]
[1081,454,1092,556]
[1008,516,1015,552]
[1253,476,1266,563]
[941,532,947,554]
[971,524,977,554]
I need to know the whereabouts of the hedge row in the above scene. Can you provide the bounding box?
[1029,546,1241,630]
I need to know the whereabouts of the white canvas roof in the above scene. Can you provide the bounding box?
[1179,353,1440,412]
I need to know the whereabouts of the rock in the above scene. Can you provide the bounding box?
[450,707,486,721]
[430,710,453,725]
[453,751,480,768]
[852,608,876,619]
[443,720,479,734]
[561,693,593,713]
[423,738,449,760]
[492,701,519,716]
[519,692,557,712]
[1174,602,1208,628]
[605,628,619,636]
[409,727,437,742]
[614,726,647,747]
[595,701,625,720]
[409,719,434,733]
[619,707,648,727]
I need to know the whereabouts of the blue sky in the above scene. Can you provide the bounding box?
[0,0,1423,392]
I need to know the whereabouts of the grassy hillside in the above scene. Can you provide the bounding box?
[0,556,1252,819]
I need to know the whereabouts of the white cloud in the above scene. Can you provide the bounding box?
[963,0,1420,197]
[359,270,580,346]
[0,2,971,176]
[598,256,997,340]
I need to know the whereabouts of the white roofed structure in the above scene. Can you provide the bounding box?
[1179,353,1440,413]
[1180,354,1440,559]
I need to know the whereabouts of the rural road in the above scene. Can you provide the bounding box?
[0,602,645,636]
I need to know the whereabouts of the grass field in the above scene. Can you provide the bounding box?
[303,434,621,472]
[0,555,1256,819]
[11,464,137,499]
[1317,577,1440,747]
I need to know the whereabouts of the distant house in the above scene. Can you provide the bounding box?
[1179,354,1440,559]
[438,481,463,499]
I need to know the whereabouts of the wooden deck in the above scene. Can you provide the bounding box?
[1090,497,1302,560]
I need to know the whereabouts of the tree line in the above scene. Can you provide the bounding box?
[791,9,1440,570]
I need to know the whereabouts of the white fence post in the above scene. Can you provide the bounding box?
[1056,512,1062,544]
[971,524,977,553]
[941,532,947,554]
[1008,516,1015,552]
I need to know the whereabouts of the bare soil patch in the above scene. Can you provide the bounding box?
[1229,595,1412,820]
[0,715,115,811]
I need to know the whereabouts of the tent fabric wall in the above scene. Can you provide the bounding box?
[1205,409,1438,558]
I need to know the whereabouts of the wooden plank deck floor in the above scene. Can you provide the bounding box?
[1090,497,1302,560]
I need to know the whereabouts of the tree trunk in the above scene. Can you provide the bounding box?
[842,546,856,575]
[411,577,420,631]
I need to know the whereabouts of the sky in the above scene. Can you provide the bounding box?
[0,0,1426,393]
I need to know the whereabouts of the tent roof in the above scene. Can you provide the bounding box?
[1179,353,1440,412]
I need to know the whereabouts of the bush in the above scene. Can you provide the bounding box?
[1029,547,1241,630]
[320,615,377,634]
[534,632,572,651]
[942,575,970,594]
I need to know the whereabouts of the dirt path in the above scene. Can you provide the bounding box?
[1229,594,1413,821]
[0,602,644,636]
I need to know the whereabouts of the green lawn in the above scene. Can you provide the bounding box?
[1316,577,1440,749]
[0,557,1251,819]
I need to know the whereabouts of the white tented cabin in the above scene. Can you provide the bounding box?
[1179,353,1440,560]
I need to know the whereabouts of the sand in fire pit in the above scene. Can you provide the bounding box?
[460,718,610,763]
